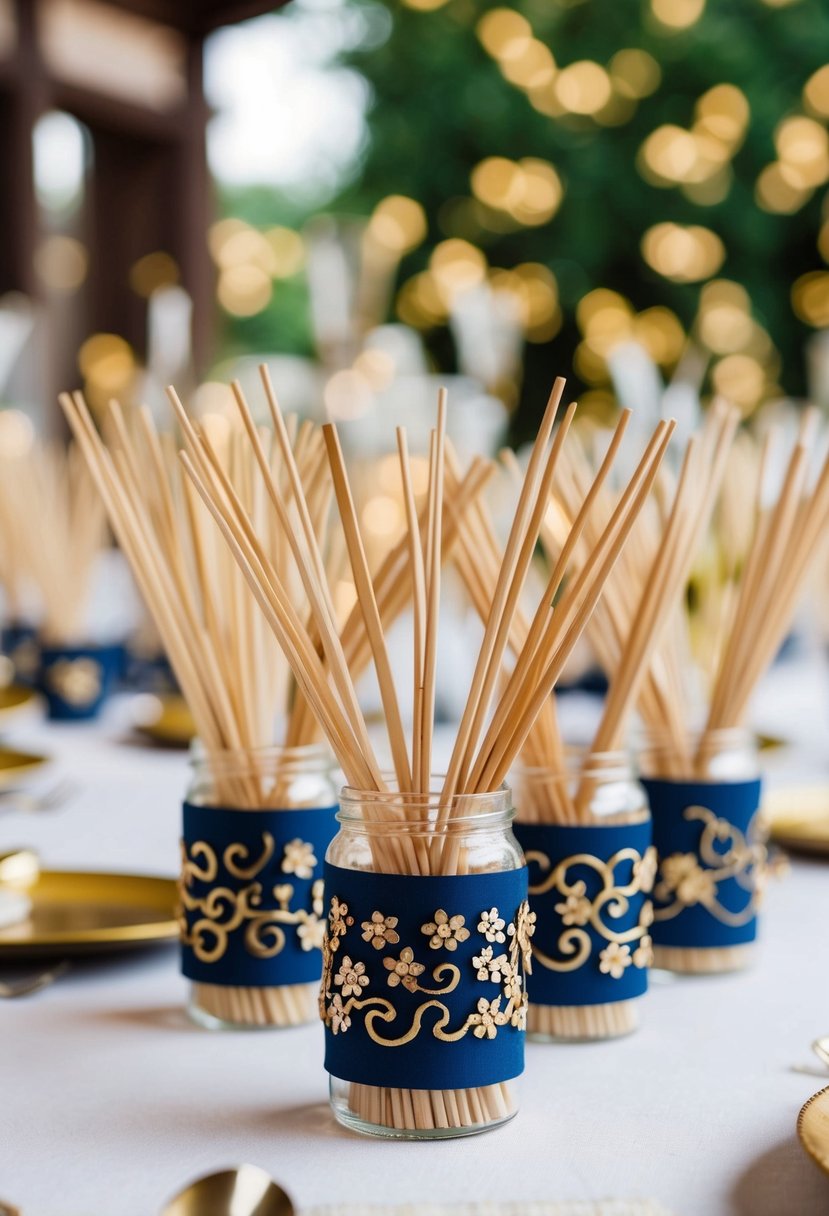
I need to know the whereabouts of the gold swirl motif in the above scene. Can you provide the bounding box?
[653,806,767,927]
[178,836,324,966]
[525,847,653,974]
[224,833,275,880]
[321,898,531,1046]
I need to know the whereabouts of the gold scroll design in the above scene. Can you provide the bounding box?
[177,833,325,964]
[653,805,767,927]
[524,846,655,974]
[320,898,535,1045]
[45,657,102,706]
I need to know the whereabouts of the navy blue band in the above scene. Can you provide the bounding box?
[514,821,653,1008]
[180,802,339,986]
[322,863,529,1090]
[39,643,123,721]
[642,778,763,949]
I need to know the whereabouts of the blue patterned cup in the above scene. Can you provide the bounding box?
[39,642,122,721]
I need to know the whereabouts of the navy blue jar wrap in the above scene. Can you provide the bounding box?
[515,821,655,1007]
[642,778,764,950]
[321,863,531,1091]
[1,622,40,686]
[180,802,339,987]
[39,643,122,720]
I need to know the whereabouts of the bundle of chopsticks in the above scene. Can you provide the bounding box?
[100,366,665,1132]
[0,440,107,645]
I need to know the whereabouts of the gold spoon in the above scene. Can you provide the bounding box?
[161,1165,295,1216]
[0,849,39,888]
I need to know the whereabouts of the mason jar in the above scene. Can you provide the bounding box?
[512,750,654,1043]
[323,782,529,1139]
[639,727,765,975]
[181,743,338,1030]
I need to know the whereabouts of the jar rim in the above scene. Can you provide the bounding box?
[338,780,514,828]
[189,740,335,771]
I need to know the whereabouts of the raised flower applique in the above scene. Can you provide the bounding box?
[383,946,425,992]
[328,896,353,949]
[555,884,592,927]
[657,853,716,906]
[361,911,400,950]
[421,909,470,952]
[634,846,658,892]
[46,658,102,706]
[639,900,654,929]
[297,915,326,952]
[472,945,510,984]
[477,907,506,943]
[632,934,653,969]
[281,838,317,879]
[599,941,632,979]
[334,955,369,998]
[502,963,523,1002]
[468,996,508,1039]
[326,993,351,1035]
[515,900,537,972]
[312,879,324,918]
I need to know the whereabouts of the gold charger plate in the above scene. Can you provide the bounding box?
[133,694,195,749]
[763,786,829,857]
[0,746,49,790]
[798,1086,829,1176]
[0,684,37,722]
[0,870,178,957]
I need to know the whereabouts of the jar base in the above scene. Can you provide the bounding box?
[188,981,318,1030]
[330,1079,519,1139]
[527,999,640,1042]
[652,944,754,975]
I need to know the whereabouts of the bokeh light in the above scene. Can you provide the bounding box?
[641,223,725,282]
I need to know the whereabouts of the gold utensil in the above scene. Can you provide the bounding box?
[0,748,49,790]
[0,870,178,958]
[0,959,69,998]
[0,849,39,888]
[162,1166,295,1216]
[0,779,77,816]
[813,1037,829,1069]
[798,1085,829,1177]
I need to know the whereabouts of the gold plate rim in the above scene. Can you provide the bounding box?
[0,684,37,719]
[133,695,194,748]
[0,747,49,789]
[797,1086,829,1176]
[0,870,179,953]
[763,786,829,856]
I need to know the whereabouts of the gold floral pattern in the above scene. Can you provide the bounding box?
[178,833,326,967]
[598,941,632,979]
[632,934,654,969]
[468,996,508,1039]
[554,886,592,927]
[45,657,102,706]
[525,845,652,977]
[383,947,425,992]
[478,907,507,943]
[335,955,369,997]
[653,806,767,927]
[281,839,317,879]
[421,909,470,951]
[361,911,400,950]
[321,895,529,1048]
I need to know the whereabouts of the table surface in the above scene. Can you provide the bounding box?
[2,656,829,1216]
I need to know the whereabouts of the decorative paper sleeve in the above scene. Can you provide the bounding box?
[179,803,339,987]
[514,821,655,1008]
[322,864,530,1091]
[642,778,764,949]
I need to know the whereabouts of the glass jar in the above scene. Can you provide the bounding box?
[512,750,654,1043]
[323,782,529,1140]
[639,727,765,975]
[181,743,338,1030]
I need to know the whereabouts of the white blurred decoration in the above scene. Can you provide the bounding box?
[806,330,829,412]
[139,287,195,421]
[449,283,524,395]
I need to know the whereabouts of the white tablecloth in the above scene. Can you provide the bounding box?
[2,657,829,1216]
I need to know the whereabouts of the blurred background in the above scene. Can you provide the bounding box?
[3,0,829,443]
